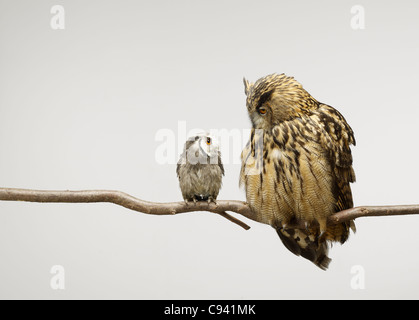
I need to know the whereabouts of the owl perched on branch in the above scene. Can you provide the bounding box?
[240,73,356,270]
[177,134,224,203]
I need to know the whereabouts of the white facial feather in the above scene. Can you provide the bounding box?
[198,134,219,159]
[183,133,220,165]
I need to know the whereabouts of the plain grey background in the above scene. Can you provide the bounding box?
[1,0,419,299]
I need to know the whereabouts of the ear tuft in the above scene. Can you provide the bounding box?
[243,77,252,96]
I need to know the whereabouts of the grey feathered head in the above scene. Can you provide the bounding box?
[181,133,221,165]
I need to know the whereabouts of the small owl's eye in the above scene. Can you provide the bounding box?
[206,137,212,145]
[258,107,267,115]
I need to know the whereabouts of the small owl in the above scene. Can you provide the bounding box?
[240,73,356,270]
[177,133,224,203]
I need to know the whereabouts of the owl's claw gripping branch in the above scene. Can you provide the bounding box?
[1,187,419,232]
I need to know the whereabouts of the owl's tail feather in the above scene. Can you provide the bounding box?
[276,228,331,271]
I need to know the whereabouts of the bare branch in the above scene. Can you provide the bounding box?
[0,188,418,230]
[329,205,419,223]
[0,188,253,230]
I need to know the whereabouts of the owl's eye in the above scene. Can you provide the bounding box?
[258,107,267,115]
[206,137,212,145]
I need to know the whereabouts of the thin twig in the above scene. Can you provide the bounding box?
[0,188,418,230]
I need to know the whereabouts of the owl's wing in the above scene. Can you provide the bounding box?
[218,151,225,176]
[176,163,181,178]
[317,104,355,200]
[315,104,356,240]
[176,151,186,178]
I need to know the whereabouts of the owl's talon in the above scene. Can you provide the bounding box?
[208,197,217,204]
[317,229,327,241]
[318,220,327,239]
[275,221,288,230]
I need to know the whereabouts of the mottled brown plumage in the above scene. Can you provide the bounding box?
[240,73,356,270]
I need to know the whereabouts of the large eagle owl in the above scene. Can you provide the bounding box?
[240,73,356,270]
